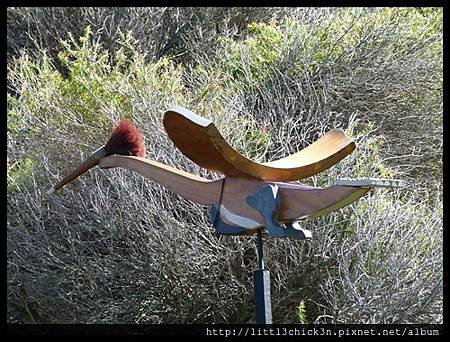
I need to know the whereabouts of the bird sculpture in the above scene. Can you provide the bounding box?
[48,106,405,240]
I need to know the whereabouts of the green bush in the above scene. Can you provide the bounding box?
[296,300,308,324]
[7,7,442,324]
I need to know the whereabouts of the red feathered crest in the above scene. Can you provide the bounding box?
[104,119,146,158]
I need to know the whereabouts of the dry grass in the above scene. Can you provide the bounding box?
[7,7,442,323]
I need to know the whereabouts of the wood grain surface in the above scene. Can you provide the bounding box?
[99,155,369,229]
[220,177,369,227]
[163,106,355,181]
[99,155,222,205]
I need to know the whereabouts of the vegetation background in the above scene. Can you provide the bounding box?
[7,7,442,323]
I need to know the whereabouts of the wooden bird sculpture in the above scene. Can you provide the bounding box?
[48,106,405,239]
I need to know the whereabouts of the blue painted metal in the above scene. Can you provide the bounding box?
[254,269,272,324]
[254,229,272,324]
[285,221,311,240]
[246,185,311,240]
[210,204,250,235]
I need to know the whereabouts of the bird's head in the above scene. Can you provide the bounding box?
[48,119,146,194]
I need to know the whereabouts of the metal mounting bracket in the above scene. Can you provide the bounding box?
[246,184,311,240]
[210,204,250,235]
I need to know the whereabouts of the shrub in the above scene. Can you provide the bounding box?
[7,7,442,323]
[7,7,293,67]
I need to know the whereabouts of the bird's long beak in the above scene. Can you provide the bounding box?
[47,147,107,194]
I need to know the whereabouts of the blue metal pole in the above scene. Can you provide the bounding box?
[254,229,272,324]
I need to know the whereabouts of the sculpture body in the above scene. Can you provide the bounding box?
[49,106,402,240]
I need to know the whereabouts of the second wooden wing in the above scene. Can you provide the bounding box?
[163,106,355,181]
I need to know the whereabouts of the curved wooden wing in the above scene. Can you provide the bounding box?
[163,106,355,181]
